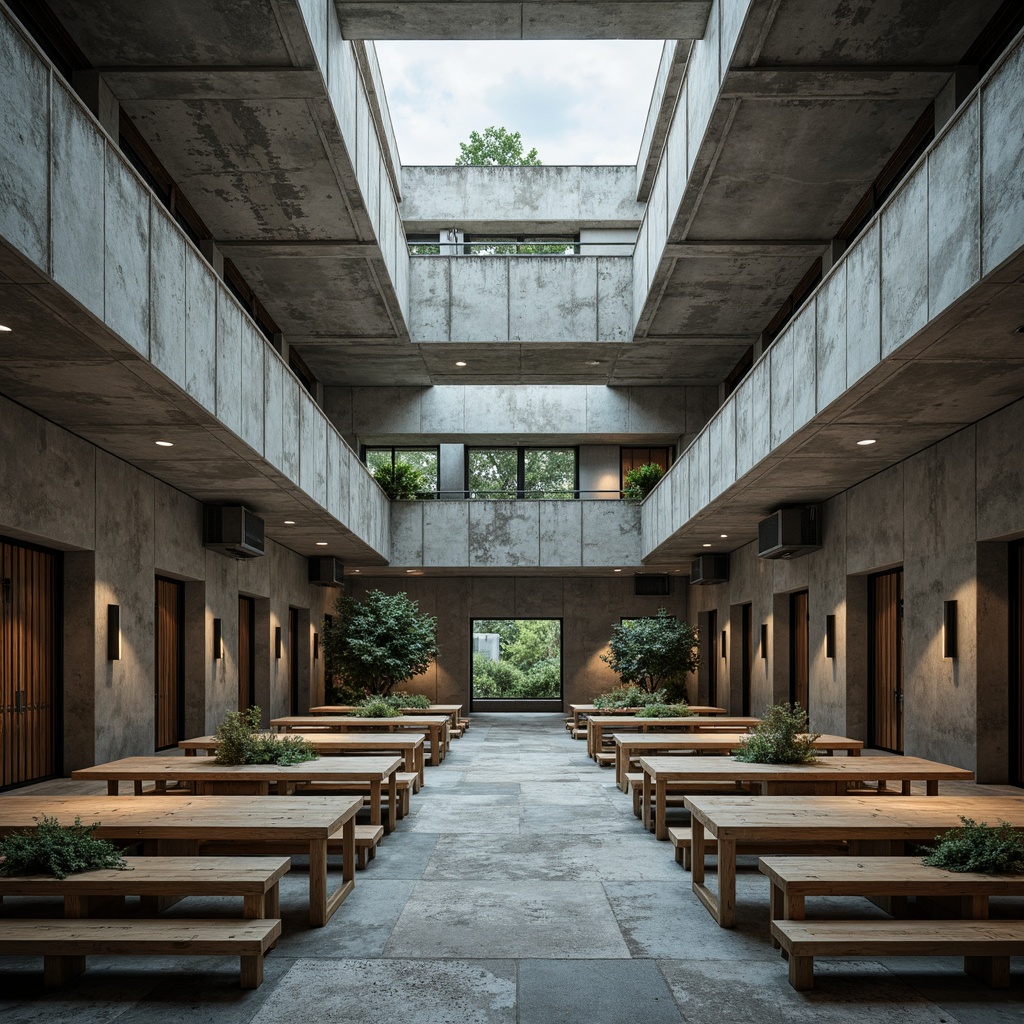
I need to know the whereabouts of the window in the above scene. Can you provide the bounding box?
[363,447,439,494]
[471,619,562,703]
[620,447,672,491]
[467,447,577,499]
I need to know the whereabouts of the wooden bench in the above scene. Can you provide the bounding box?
[0,918,280,988]
[295,771,417,819]
[772,919,1024,990]
[595,752,615,767]
[668,827,847,871]
[200,824,384,871]
[624,774,755,821]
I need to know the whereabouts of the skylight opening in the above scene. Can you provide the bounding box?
[374,40,665,166]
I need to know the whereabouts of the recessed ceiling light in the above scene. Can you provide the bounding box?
[0,324,12,332]
[856,439,877,446]
[406,569,417,573]
[613,568,622,572]
[720,534,728,538]
[455,360,467,367]
[154,440,173,447]
[352,569,360,573]
[585,360,602,366]
[284,520,295,525]
[316,541,328,546]
[702,543,712,548]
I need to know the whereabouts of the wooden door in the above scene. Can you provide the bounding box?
[154,577,184,750]
[289,607,300,714]
[789,591,809,712]
[1,538,59,789]
[238,596,255,712]
[869,569,904,753]
[706,609,718,707]
[741,604,752,716]
[1011,542,1024,786]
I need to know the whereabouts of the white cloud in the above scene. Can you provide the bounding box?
[374,40,666,166]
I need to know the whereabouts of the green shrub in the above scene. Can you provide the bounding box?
[642,703,693,718]
[352,698,402,718]
[0,816,129,879]
[924,817,1024,873]
[391,692,431,710]
[327,682,367,705]
[214,706,317,766]
[622,463,664,502]
[601,610,699,697]
[733,702,818,764]
[593,685,668,710]
[472,653,560,699]
[373,461,427,500]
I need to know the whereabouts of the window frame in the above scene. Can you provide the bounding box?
[464,446,580,499]
[361,445,441,494]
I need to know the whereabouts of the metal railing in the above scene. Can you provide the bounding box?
[399,489,629,501]
[408,240,636,257]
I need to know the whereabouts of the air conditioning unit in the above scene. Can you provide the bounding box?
[634,574,670,596]
[308,556,344,587]
[689,554,729,585]
[757,506,821,560]
[203,505,265,559]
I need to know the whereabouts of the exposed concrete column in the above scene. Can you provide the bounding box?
[821,239,848,275]
[72,70,119,140]
[439,443,464,497]
[935,66,980,130]
[199,238,225,279]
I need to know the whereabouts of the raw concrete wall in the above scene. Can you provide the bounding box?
[325,385,718,445]
[390,501,641,570]
[641,31,1024,557]
[348,575,689,707]
[400,166,645,231]
[0,394,334,771]
[687,395,1024,780]
[408,256,632,344]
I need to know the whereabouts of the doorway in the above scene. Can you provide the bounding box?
[154,577,185,750]
[1,537,61,789]
[1011,542,1024,786]
[471,618,563,711]
[869,569,904,753]
[706,609,718,707]
[740,604,752,716]
[238,595,255,711]
[289,608,300,715]
[789,590,809,713]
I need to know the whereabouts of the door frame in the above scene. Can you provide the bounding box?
[868,568,904,754]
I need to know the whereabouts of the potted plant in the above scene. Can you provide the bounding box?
[214,706,317,765]
[623,463,664,502]
[0,816,129,878]
[733,702,818,764]
[600,609,699,703]
[372,461,427,500]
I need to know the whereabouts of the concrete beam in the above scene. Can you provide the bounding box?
[720,66,956,100]
[661,241,829,259]
[96,67,325,101]
[636,42,691,203]
[217,241,384,259]
[334,2,712,40]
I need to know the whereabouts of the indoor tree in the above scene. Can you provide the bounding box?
[600,609,699,701]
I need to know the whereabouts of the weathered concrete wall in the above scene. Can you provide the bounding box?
[687,395,1024,780]
[400,166,645,231]
[408,256,632,344]
[390,501,641,570]
[642,32,1024,558]
[0,394,333,771]
[325,385,718,445]
[349,575,689,707]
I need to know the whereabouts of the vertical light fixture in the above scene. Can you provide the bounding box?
[213,617,223,660]
[825,615,836,659]
[760,623,768,659]
[106,604,121,661]
[313,632,319,661]
[943,600,958,659]
[720,630,727,659]
[275,625,282,659]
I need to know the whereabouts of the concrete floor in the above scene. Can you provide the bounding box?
[3,713,1024,1022]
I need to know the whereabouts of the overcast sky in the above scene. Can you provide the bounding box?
[374,40,666,166]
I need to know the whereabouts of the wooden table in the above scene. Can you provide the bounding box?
[311,704,463,731]
[71,756,403,833]
[639,755,975,839]
[684,794,1024,929]
[180,733,426,788]
[272,715,450,767]
[614,732,864,791]
[588,716,760,759]
[569,704,724,732]
[0,795,362,927]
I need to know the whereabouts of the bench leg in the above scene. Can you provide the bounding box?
[964,956,1010,989]
[788,954,814,991]
[240,953,264,990]
[44,955,86,987]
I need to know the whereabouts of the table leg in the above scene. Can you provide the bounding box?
[926,780,939,796]
[387,771,397,833]
[655,779,668,841]
[641,771,652,831]
[107,781,119,796]
[718,838,736,928]
[430,727,441,766]
[369,780,382,828]
[308,838,328,927]
[415,746,425,787]
[691,820,705,884]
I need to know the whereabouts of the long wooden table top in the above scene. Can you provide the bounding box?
[616,733,863,752]
[638,755,973,783]
[309,705,462,715]
[0,795,361,840]
[180,733,424,753]
[684,794,1024,840]
[72,755,403,783]
[272,715,449,729]
[591,715,760,728]
[572,705,725,716]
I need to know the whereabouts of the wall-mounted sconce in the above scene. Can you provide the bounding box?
[106,604,121,661]
[313,632,319,662]
[760,623,768,659]
[213,617,223,660]
[275,626,282,659]
[825,615,836,659]
[720,630,726,659]
[943,600,957,659]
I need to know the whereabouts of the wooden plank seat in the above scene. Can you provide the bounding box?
[200,824,385,872]
[624,774,755,819]
[0,917,280,989]
[595,752,615,766]
[668,827,847,871]
[771,919,1024,991]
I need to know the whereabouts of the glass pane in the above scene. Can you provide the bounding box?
[524,449,575,499]
[396,449,438,492]
[472,619,561,700]
[468,449,517,498]
[365,449,392,473]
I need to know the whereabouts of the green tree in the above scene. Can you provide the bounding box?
[601,610,699,699]
[456,126,541,166]
[322,590,438,696]
[372,461,428,500]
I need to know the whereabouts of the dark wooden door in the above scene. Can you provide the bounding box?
[869,569,904,753]
[1011,542,1024,786]
[289,608,300,715]
[1,538,59,789]
[789,590,809,712]
[706,609,718,707]
[741,604,752,716]
[238,596,255,712]
[154,577,184,750]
